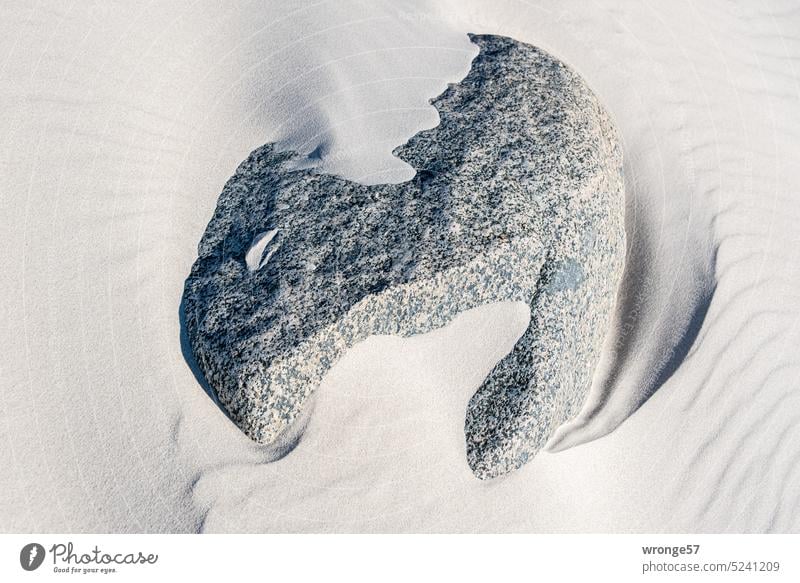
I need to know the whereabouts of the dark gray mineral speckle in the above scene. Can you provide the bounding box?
[182,33,625,479]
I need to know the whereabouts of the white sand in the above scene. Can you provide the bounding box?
[1,0,799,532]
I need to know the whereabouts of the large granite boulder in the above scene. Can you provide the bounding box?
[182,33,625,479]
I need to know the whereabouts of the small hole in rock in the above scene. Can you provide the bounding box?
[245,229,279,272]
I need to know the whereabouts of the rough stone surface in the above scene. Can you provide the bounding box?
[182,33,625,479]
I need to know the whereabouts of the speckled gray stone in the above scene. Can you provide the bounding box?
[182,33,625,479]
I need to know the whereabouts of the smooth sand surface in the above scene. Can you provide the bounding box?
[1,0,799,532]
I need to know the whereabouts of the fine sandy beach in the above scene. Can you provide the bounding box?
[1,0,799,532]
